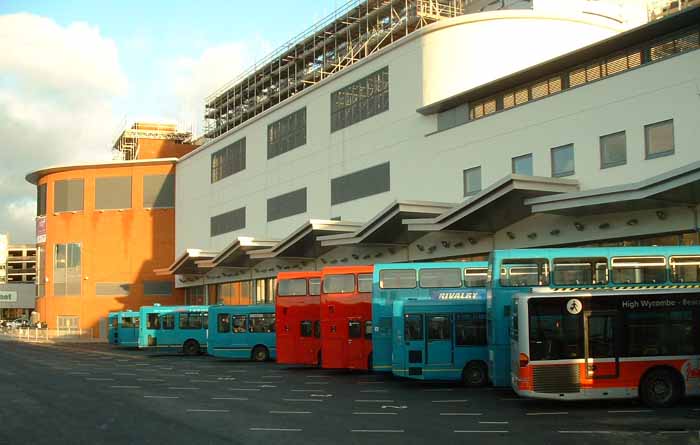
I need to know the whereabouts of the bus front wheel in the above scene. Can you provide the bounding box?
[462,361,488,387]
[183,340,200,356]
[252,346,269,362]
[640,368,682,408]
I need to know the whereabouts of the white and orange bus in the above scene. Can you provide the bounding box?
[511,288,700,407]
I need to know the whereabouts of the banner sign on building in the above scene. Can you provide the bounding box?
[0,291,18,303]
[36,217,47,244]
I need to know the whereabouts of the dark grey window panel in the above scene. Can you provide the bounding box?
[95,176,132,210]
[331,67,389,132]
[211,207,246,237]
[267,188,307,222]
[37,183,47,216]
[95,282,130,296]
[54,179,84,212]
[331,162,390,206]
[143,280,173,296]
[268,108,306,159]
[143,175,175,208]
[211,138,246,183]
[438,103,469,132]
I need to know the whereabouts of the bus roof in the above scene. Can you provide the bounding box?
[209,304,275,314]
[515,286,700,300]
[277,271,321,280]
[321,265,373,276]
[373,261,488,271]
[491,246,700,261]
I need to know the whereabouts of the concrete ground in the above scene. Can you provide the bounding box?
[0,338,698,445]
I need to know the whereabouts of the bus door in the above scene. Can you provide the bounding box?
[584,310,619,379]
[404,314,425,370]
[347,318,365,367]
[426,314,452,366]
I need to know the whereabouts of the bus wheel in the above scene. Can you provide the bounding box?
[640,368,682,408]
[252,346,269,362]
[183,340,200,356]
[462,362,488,387]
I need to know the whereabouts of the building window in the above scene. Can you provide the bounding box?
[95,283,130,296]
[37,184,47,216]
[211,138,246,183]
[267,188,307,222]
[438,103,469,131]
[645,119,674,159]
[143,175,174,208]
[512,154,533,176]
[268,108,306,159]
[600,131,627,168]
[54,243,81,296]
[95,176,132,210]
[143,281,173,296]
[37,246,46,297]
[54,179,84,212]
[551,144,575,177]
[331,162,390,205]
[463,166,481,197]
[210,207,246,237]
[253,278,276,305]
[331,67,389,132]
[185,286,207,305]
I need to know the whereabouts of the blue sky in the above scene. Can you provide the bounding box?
[0,0,341,242]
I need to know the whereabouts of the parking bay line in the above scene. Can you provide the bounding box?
[168,387,200,390]
[144,395,180,399]
[229,388,261,392]
[186,409,230,413]
[440,413,483,416]
[291,389,326,392]
[558,431,612,434]
[351,429,404,433]
[455,430,509,434]
[270,411,312,414]
[607,410,653,414]
[353,412,398,415]
[480,421,509,425]
[138,378,165,382]
[431,400,468,403]
[249,428,302,432]
[355,400,395,403]
[360,390,389,393]
[212,397,248,401]
[282,399,324,403]
[86,378,114,381]
[526,412,569,416]
[110,385,141,389]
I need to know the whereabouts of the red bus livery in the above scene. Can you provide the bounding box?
[275,271,322,366]
[511,288,700,407]
[320,265,374,370]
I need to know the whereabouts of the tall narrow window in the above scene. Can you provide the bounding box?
[331,67,389,132]
[512,154,533,176]
[645,119,674,159]
[267,108,306,159]
[53,243,81,296]
[463,166,481,197]
[600,131,627,168]
[211,138,246,183]
[37,184,47,216]
[551,144,575,177]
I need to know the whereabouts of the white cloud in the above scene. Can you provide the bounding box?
[0,13,127,243]
[164,39,271,136]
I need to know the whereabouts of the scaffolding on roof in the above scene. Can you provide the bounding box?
[203,0,466,140]
[112,121,192,161]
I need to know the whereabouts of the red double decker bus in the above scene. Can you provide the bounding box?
[275,271,322,366]
[320,265,374,370]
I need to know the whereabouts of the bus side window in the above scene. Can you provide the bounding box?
[147,313,160,330]
[364,320,372,339]
[217,314,231,333]
[300,321,313,337]
[161,314,174,330]
[404,315,423,341]
[611,257,666,284]
[552,257,608,286]
[313,320,321,338]
[309,278,321,296]
[455,313,486,346]
[358,274,373,293]
[349,320,362,338]
[670,256,700,283]
[500,259,549,287]
[232,315,247,333]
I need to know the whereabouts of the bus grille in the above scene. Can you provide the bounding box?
[532,364,580,394]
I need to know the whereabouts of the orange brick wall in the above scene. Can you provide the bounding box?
[36,161,184,337]
[137,138,197,160]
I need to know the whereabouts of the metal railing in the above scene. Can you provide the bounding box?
[2,327,99,342]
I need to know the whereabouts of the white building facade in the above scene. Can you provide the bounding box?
[172,2,700,294]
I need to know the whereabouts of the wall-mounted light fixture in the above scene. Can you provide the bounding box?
[455,241,465,248]
[416,244,425,251]
[467,238,476,245]
[340,258,348,263]
[574,222,584,231]
[550,229,560,236]
[599,222,610,230]
[627,218,638,226]
[506,232,516,240]
[441,241,450,248]
[374,252,383,258]
[656,211,667,220]
[388,247,395,254]
[527,233,537,240]
[363,254,371,260]
[351,254,359,260]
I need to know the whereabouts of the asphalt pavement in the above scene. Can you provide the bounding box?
[0,337,698,445]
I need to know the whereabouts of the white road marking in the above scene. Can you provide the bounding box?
[660,431,689,434]
[229,388,261,392]
[431,400,468,403]
[138,378,165,382]
[244,381,274,384]
[351,430,404,433]
[109,385,141,389]
[353,412,398,415]
[168,387,199,390]
[190,380,218,383]
[282,399,323,402]
[291,389,325,392]
[526,412,569,416]
[692,408,700,412]
[440,413,483,416]
[86,378,114,381]
[558,431,612,434]
[261,375,285,379]
[455,430,509,434]
[67,372,90,375]
[480,421,509,425]
[249,428,301,432]
[269,411,312,414]
[360,389,389,393]
[355,399,394,403]
[607,409,653,414]
[184,371,200,375]
[306,375,329,378]
[186,409,229,413]
[212,397,248,401]
[113,372,137,376]
[143,395,179,399]
[304,382,329,385]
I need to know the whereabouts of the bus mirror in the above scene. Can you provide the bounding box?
[519,353,529,368]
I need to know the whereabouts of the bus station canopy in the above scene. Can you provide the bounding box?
[156,249,218,276]
[207,237,279,269]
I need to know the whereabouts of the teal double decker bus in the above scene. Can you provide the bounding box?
[138,305,210,355]
[372,262,488,373]
[208,305,276,361]
[392,298,488,385]
[108,310,140,347]
[488,245,700,387]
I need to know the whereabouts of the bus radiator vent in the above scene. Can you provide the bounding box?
[409,367,423,376]
[532,364,581,394]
